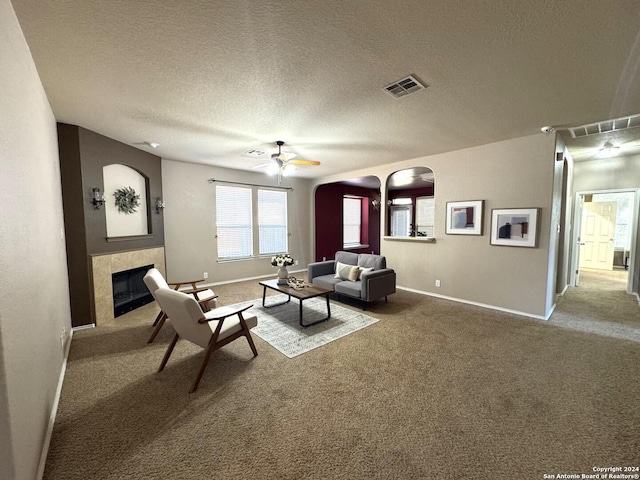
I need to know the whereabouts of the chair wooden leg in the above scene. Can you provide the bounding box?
[189,340,218,393]
[159,333,179,372]
[245,332,258,357]
[147,313,167,343]
[151,310,164,327]
[237,313,258,357]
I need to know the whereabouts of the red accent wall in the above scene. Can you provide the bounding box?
[314,183,381,262]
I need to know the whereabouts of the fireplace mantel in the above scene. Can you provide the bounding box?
[91,247,165,325]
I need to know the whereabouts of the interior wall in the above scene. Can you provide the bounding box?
[314,183,381,261]
[573,154,640,294]
[545,141,567,313]
[57,124,164,326]
[553,141,575,295]
[313,133,558,318]
[0,2,72,479]
[162,159,313,285]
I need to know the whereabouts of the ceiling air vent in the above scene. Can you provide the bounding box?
[383,75,427,99]
[569,114,640,138]
[242,149,266,158]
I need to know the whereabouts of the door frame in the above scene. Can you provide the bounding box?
[570,188,639,293]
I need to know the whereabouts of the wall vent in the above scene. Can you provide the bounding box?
[569,114,640,138]
[383,75,427,99]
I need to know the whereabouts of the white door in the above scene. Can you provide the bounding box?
[579,201,617,270]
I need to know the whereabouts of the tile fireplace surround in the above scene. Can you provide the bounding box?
[91,247,165,325]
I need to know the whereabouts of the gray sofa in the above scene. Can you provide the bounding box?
[308,251,396,308]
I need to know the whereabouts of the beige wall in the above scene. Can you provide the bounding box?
[573,154,640,192]
[0,1,72,479]
[162,159,313,285]
[313,133,558,318]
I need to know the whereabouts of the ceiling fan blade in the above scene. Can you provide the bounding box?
[288,159,321,166]
[250,162,271,169]
[272,152,297,161]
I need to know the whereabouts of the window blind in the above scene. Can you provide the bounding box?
[416,197,435,236]
[215,185,253,260]
[343,197,362,246]
[258,189,288,255]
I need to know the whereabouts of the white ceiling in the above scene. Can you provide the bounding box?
[11,0,640,178]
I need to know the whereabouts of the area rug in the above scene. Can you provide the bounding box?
[229,295,379,358]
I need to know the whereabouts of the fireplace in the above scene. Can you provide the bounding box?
[112,264,154,317]
[91,247,165,325]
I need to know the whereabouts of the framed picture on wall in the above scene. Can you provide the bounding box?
[445,200,484,235]
[490,208,539,247]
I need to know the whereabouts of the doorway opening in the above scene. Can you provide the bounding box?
[571,189,637,292]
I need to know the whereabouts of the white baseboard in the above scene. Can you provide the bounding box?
[396,285,553,321]
[200,268,308,289]
[37,328,73,480]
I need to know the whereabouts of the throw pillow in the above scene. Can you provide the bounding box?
[348,266,360,281]
[359,267,374,278]
[335,261,354,280]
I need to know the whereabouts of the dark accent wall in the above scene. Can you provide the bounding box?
[57,124,164,326]
[314,183,381,262]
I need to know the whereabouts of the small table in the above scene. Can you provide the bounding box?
[259,278,332,327]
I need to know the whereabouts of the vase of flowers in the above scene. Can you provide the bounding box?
[271,254,294,285]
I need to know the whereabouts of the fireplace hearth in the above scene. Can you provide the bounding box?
[112,264,154,317]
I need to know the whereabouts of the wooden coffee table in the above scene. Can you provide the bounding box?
[259,278,332,327]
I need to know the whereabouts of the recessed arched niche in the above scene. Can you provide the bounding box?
[385,167,435,238]
[103,164,150,238]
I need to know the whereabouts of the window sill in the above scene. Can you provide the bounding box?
[107,234,154,242]
[383,236,436,243]
[343,244,370,250]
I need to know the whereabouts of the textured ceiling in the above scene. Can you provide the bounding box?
[11,0,640,178]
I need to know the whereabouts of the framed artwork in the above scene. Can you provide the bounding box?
[446,200,484,235]
[490,208,539,247]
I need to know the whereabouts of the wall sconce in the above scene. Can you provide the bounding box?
[371,199,381,210]
[155,198,165,214]
[91,187,105,209]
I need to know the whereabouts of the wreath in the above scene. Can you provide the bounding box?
[113,186,140,214]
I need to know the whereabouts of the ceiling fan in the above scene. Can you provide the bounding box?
[261,141,321,183]
[599,141,620,157]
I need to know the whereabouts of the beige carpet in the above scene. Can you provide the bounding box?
[44,273,640,479]
[551,268,640,341]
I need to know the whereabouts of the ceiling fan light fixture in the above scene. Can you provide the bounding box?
[281,164,292,177]
[266,162,279,176]
[599,141,619,158]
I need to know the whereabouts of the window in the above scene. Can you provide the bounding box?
[390,204,412,236]
[386,167,435,237]
[215,185,289,261]
[258,189,288,255]
[215,185,253,260]
[343,196,363,247]
[415,196,435,237]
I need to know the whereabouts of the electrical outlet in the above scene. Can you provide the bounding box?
[295,260,298,265]
[435,280,441,287]
[203,272,208,279]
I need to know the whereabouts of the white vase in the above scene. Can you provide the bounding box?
[277,266,289,285]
